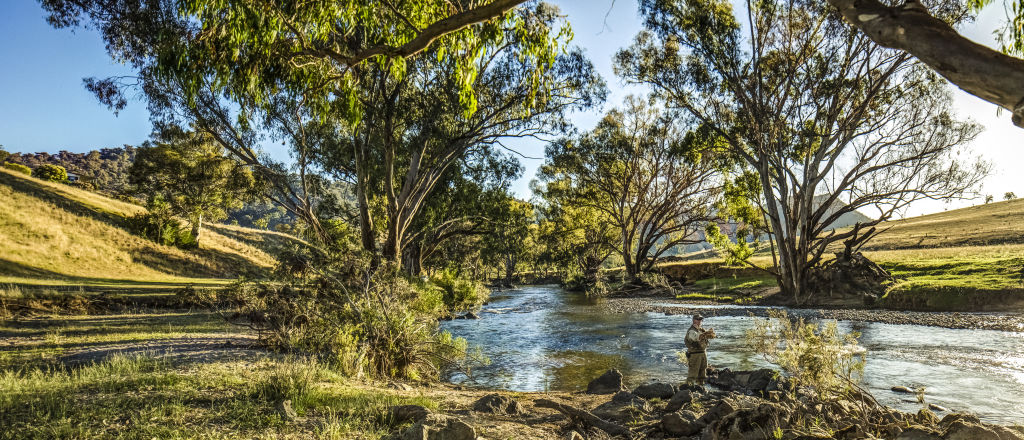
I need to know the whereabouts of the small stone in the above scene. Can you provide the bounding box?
[928,403,949,412]
[586,369,626,394]
[891,385,915,393]
[275,399,297,421]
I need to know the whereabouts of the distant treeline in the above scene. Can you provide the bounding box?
[2,146,296,231]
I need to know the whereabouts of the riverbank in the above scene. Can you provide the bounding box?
[602,296,1024,332]
[3,310,1021,440]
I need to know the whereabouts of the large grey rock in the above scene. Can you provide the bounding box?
[399,416,476,440]
[942,420,1011,440]
[430,418,476,440]
[586,369,626,394]
[611,391,646,405]
[391,405,431,423]
[665,389,696,412]
[662,410,703,437]
[895,427,943,440]
[471,394,520,415]
[710,402,790,440]
[633,382,675,400]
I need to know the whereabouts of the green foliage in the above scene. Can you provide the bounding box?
[190,247,482,381]
[746,309,865,400]
[130,128,260,244]
[31,164,68,182]
[0,149,9,163]
[429,269,490,313]
[970,0,1024,56]
[125,197,196,249]
[705,223,754,266]
[2,162,31,175]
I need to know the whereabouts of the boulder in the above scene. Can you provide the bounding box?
[471,394,520,415]
[942,420,1004,440]
[928,403,949,413]
[398,415,476,440]
[391,405,431,423]
[592,398,651,423]
[633,382,676,400]
[697,400,737,426]
[662,410,704,437]
[938,413,980,429]
[430,418,476,440]
[710,402,791,440]
[586,369,626,394]
[464,311,479,320]
[891,385,915,393]
[895,428,943,440]
[665,389,696,412]
[917,408,940,425]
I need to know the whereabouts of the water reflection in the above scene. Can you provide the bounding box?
[442,285,1024,424]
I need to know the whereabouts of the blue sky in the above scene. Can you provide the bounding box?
[1,1,1021,217]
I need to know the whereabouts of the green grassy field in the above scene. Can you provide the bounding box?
[0,311,438,439]
[660,200,1024,310]
[0,168,302,290]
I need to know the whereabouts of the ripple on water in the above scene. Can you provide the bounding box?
[443,285,1024,424]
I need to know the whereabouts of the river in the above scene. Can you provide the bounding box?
[440,285,1024,424]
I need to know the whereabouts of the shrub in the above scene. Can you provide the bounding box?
[0,149,9,163]
[31,164,68,182]
[430,269,489,313]
[125,197,196,249]
[745,309,866,400]
[71,180,97,191]
[3,162,31,175]
[188,248,482,381]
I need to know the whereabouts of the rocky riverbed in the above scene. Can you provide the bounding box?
[387,368,1024,439]
[602,297,1024,332]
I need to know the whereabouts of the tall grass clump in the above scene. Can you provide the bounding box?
[429,269,489,313]
[745,309,866,401]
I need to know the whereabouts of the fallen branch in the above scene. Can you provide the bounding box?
[534,399,633,439]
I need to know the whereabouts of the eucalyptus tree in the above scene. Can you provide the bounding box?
[533,203,618,289]
[39,0,600,254]
[616,0,988,302]
[129,129,259,244]
[539,97,721,282]
[827,0,1024,129]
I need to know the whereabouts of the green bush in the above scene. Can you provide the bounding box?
[126,212,196,248]
[0,149,9,163]
[31,164,68,182]
[188,249,482,381]
[430,269,489,313]
[745,309,866,400]
[3,162,31,175]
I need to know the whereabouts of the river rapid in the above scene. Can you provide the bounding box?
[441,285,1024,424]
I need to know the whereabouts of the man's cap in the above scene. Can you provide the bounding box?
[693,314,704,320]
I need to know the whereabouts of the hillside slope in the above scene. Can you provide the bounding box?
[0,168,302,287]
[856,199,1024,250]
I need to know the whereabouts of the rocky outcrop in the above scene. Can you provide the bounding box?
[708,402,791,440]
[586,369,626,394]
[662,410,703,436]
[471,394,521,415]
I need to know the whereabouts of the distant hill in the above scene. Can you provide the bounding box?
[853,198,1024,250]
[0,167,304,286]
[5,147,136,195]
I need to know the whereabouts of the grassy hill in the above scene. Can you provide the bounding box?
[0,167,302,290]
[661,199,1024,311]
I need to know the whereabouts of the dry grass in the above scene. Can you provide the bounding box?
[0,167,301,286]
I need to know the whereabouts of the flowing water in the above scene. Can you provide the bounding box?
[441,285,1024,424]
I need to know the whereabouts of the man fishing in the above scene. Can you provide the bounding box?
[685,314,715,386]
